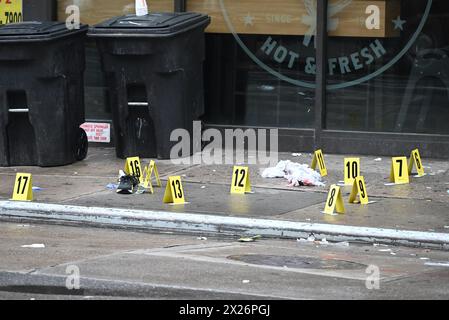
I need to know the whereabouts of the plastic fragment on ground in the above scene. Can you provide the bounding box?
[238,235,261,242]
[21,244,45,248]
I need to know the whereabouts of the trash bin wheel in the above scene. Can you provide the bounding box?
[75,128,88,161]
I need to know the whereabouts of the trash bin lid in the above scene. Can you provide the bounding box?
[0,22,88,43]
[88,12,210,38]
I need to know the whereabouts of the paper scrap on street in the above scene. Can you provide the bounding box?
[21,244,45,248]
[238,235,261,242]
[425,262,449,267]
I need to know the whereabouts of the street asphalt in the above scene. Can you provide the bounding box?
[1,222,449,300]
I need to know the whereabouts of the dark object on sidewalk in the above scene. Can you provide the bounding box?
[0,22,88,167]
[117,174,140,194]
[88,12,210,159]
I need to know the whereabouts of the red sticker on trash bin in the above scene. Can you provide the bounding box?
[80,123,111,143]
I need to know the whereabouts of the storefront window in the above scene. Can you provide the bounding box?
[203,34,316,128]
[56,0,449,136]
[325,0,449,135]
[202,1,317,128]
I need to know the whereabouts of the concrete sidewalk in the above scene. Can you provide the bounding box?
[0,147,448,248]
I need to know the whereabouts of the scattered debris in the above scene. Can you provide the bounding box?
[420,257,430,260]
[17,224,30,228]
[106,183,118,190]
[373,243,389,247]
[317,238,329,245]
[242,280,251,284]
[32,186,43,191]
[307,234,316,242]
[292,153,302,157]
[201,186,206,189]
[297,238,349,247]
[21,244,45,249]
[74,172,78,175]
[390,252,397,256]
[444,226,449,229]
[374,158,382,162]
[425,262,449,267]
[261,160,325,187]
[379,249,392,252]
[238,235,261,243]
[197,237,208,241]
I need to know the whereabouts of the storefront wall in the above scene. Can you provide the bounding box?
[55,0,449,158]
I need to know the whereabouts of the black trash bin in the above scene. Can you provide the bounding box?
[0,22,88,167]
[88,12,210,159]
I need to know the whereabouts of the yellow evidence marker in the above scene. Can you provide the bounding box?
[230,166,252,194]
[349,176,369,205]
[409,149,425,177]
[390,157,410,184]
[324,185,345,215]
[12,173,33,202]
[163,176,187,205]
[311,149,328,177]
[125,157,143,182]
[142,160,162,194]
[344,158,360,186]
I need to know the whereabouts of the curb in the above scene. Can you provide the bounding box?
[1,201,449,250]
